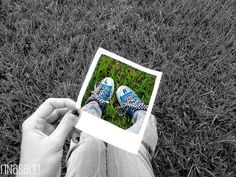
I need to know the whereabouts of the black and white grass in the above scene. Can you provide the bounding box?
[0,0,236,177]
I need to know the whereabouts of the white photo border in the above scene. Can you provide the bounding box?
[75,47,162,154]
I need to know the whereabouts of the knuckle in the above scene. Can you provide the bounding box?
[62,122,73,129]
[22,119,30,129]
[61,119,73,128]
[67,98,75,103]
[46,98,54,103]
[55,110,62,117]
[62,114,79,127]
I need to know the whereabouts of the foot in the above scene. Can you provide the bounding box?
[116,86,147,117]
[86,77,114,111]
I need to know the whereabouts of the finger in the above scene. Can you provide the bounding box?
[45,108,70,123]
[44,123,56,135]
[50,109,80,145]
[33,98,76,119]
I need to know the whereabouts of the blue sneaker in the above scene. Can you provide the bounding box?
[116,86,147,117]
[86,77,114,111]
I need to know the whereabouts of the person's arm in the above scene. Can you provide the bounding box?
[16,98,79,177]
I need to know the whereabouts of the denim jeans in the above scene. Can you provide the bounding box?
[65,102,158,177]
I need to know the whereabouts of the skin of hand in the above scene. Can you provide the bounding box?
[16,98,80,177]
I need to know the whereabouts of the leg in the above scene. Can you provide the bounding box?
[65,77,115,177]
[128,110,158,154]
[65,102,106,177]
[107,110,158,177]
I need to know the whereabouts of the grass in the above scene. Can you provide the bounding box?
[0,0,236,177]
[81,54,155,129]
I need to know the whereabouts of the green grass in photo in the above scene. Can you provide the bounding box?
[82,55,156,129]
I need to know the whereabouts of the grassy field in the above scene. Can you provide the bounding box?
[81,54,156,129]
[0,0,236,176]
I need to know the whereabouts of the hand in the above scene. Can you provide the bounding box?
[17,98,80,177]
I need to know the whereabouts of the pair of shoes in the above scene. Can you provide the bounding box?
[86,77,147,117]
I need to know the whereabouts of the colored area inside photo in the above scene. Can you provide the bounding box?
[82,55,156,129]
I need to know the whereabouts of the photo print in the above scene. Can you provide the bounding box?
[75,48,162,154]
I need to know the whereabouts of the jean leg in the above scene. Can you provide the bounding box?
[107,110,158,177]
[80,101,103,118]
[65,102,106,177]
[128,110,158,154]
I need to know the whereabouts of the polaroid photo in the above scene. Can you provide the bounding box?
[75,48,162,154]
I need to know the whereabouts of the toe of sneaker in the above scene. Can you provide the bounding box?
[116,86,133,96]
[102,77,114,87]
[116,86,132,103]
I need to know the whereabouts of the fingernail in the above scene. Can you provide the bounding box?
[75,137,80,142]
[72,136,80,143]
[72,109,80,116]
[72,131,81,143]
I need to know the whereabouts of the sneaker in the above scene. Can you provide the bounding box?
[116,86,147,117]
[86,77,114,111]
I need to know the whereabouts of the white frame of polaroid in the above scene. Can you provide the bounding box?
[75,48,162,154]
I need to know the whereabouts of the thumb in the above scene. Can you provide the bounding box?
[51,109,80,145]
